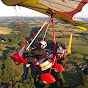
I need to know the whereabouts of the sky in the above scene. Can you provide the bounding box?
[0,0,47,17]
[0,0,88,18]
[74,3,88,18]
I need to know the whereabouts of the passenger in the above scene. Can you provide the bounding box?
[57,42,68,57]
[23,41,47,67]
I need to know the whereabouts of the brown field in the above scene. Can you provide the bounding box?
[73,34,82,37]
[0,27,12,34]
[70,28,84,33]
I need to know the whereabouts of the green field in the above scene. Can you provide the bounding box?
[0,17,88,88]
[0,44,7,56]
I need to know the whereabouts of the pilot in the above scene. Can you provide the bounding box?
[23,41,47,67]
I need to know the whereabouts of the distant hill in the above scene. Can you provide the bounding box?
[76,17,88,22]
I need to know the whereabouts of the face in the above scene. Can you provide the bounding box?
[40,44,44,49]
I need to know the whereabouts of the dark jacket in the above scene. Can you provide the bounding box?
[30,48,47,60]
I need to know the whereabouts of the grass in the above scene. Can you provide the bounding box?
[72,53,84,58]
[0,44,7,56]
[0,44,17,56]
[63,72,81,87]
[70,28,85,33]
[72,38,87,45]
[72,45,88,54]
[56,38,70,44]
[13,31,20,34]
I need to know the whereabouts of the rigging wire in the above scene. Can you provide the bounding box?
[13,6,26,44]
[43,23,49,41]
[33,31,39,43]
[16,21,52,51]
[26,16,51,50]
[26,20,48,50]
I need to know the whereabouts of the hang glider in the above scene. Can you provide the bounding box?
[1,0,88,30]
[9,17,73,83]
[1,0,87,84]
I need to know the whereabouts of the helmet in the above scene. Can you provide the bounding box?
[40,41,47,48]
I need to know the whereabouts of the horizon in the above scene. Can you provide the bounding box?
[0,16,88,19]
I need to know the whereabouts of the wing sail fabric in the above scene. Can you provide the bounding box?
[39,0,81,12]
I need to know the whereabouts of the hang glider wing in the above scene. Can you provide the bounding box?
[2,0,88,30]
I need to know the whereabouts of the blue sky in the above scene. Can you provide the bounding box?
[0,0,88,18]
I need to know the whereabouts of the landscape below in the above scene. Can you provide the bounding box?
[0,17,88,88]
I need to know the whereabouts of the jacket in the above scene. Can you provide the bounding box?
[30,48,47,60]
